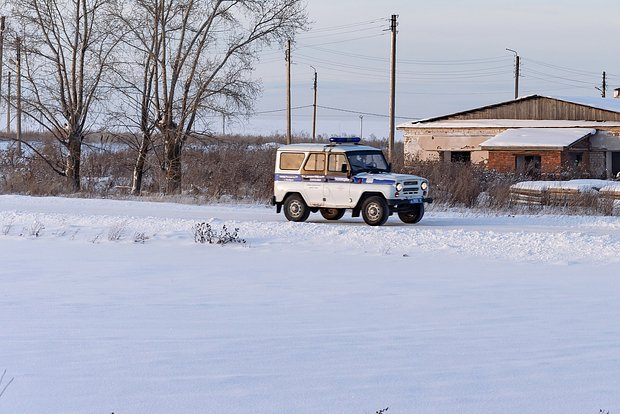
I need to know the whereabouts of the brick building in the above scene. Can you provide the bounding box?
[398,95,620,178]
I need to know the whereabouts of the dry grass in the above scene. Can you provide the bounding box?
[0,135,616,215]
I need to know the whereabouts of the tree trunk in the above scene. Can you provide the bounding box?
[65,135,82,192]
[164,129,183,194]
[131,131,151,195]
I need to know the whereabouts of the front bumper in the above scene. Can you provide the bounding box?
[387,197,433,212]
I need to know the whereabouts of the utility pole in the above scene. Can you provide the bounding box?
[311,66,317,142]
[16,36,21,156]
[595,71,607,97]
[388,14,397,163]
[6,70,10,134]
[359,115,363,139]
[285,39,292,144]
[506,48,519,99]
[0,16,5,129]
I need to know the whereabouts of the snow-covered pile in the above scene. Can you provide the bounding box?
[510,179,620,208]
[511,179,613,193]
[2,195,620,413]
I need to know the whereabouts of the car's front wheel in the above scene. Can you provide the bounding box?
[361,196,389,226]
[320,208,346,220]
[283,194,310,222]
[398,204,424,224]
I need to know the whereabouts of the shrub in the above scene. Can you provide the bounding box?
[193,222,246,245]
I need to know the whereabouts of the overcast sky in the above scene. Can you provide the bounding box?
[227,0,620,139]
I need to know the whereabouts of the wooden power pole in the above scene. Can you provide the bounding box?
[286,39,292,145]
[388,14,397,163]
[6,70,10,134]
[16,36,21,156]
[596,71,607,97]
[0,16,5,130]
[311,66,317,142]
[506,48,519,99]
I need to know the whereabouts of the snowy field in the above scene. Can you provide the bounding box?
[1,195,620,413]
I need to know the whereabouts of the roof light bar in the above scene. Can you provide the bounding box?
[329,137,361,143]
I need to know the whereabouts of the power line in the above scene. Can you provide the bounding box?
[524,67,595,85]
[523,57,614,78]
[297,33,387,48]
[253,105,313,115]
[303,17,387,34]
[317,104,416,120]
[295,24,386,40]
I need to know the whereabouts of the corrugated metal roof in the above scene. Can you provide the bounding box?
[479,128,595,150]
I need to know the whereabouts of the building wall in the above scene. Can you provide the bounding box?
[590,152,607,177]
[403,125,620,177]
[487,150,563,173]
[590,129,620,151]
[403,127,502,164]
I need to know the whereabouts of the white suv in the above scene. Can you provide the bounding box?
[272,138,432,226]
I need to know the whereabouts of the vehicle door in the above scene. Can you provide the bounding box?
[324,152,352,207]
[301,152,327,207]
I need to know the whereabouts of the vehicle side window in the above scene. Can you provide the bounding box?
[327,153,348,174]
[302,153,325,174]
[280,152,305,170]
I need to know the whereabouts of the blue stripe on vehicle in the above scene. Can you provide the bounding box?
[352,178,395,184]
[326,176,351,182]
[274,173,302,182]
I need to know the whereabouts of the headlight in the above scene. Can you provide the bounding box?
[421,181,428,191]
[396,183,403,191]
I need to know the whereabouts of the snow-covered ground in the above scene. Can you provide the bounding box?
[1,195,620,413]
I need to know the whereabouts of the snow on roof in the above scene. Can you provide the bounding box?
[397,119,620,129]
[479,128,595,149]
[550,95,620,113]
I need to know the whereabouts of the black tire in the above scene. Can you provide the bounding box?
[361,196,389,226]
[398,204,424,224]
[320,208,346,221]
[283,194,310,222]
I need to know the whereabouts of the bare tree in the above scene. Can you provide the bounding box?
[8,0,122,191]
[114,0,307,194]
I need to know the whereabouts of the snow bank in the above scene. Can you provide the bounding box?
[511,179,614,193]
[2,196,620,413]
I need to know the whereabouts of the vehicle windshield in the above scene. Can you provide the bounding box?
[346,151,390,174]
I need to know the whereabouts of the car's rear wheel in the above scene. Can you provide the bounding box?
[361,196,389,226]
[320,208,346,221]
[398,204,424,224]
[283,194,310,222]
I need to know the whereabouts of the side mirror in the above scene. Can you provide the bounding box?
[341,163,348,173]
[388,163,392,172]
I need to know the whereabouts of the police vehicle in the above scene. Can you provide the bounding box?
[272,137,432,226]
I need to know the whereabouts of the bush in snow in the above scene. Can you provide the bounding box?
[2,218,13,236]
[107,222,127,241]
[21,220,45,237]
[193,222,245,246]
[133,232,149,244]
